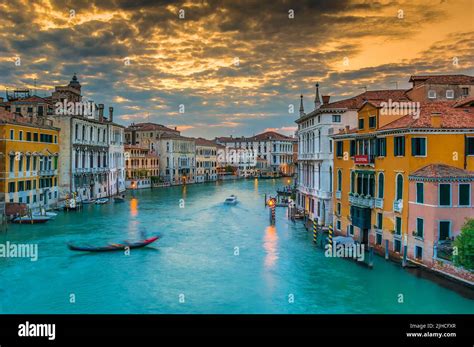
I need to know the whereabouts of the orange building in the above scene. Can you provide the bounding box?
[331,98,474,270]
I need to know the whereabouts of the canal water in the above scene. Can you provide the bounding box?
[1,178,473,314]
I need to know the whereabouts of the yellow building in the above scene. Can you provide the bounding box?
[0,110,60,211]
[331,98,474,261]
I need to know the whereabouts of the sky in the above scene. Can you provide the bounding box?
[0,0,473,138]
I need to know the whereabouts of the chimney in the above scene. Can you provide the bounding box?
[322,95,331,105]
[98,104,104,122]
[109,106,114,122]
[345,125,350,133]
[131,129,137,145]
[431,112,442,128]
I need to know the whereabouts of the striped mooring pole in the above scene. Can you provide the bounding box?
[328,224,333,250]
[271,205,276,225]
[312,218,318,244]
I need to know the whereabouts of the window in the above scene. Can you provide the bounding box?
[337,170,342,192]
[394,239,401,253]
[376,233,382,245]
[19,131,23,141]
[394,136,405,156]
[439,221,451,241]
[358,118,364,130]
[377,173,384,198]
[467,137,474,155]
[377,212,383,229]
[459,184,470,206]
[26,132,31,141]
[446,90,454,99]
[396,174,403,201]
[439,184,451,206]
[348,224,354,236]
[10,129,14,140]
[8,182,15,192]
[416,182,424,204]
[395,216,402,235]
[336,220,341,231]
[329,140,332,153]
[462,87,469,96]
[336,203,341,215]
[411,137,426,156]
[416,218,424,239]
[350,140,356,157]
[9,155,14,172]
[376,138,386,157]
[369,116,376,128]
[336,142,343,157]
[33,133,38,142]
[428,90,436,99]
[415,246,423,260]
[332,114,341,122]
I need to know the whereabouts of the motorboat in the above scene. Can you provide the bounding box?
[32,211,58,219]
[95,198,109,205]
[81,199,95,204]
[224,195,238,205]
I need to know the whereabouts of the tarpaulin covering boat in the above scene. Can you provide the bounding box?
[67,236,159,252]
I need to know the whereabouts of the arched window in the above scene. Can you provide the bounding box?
[378,173,384,198]
[337,169,342,192]
[396,174,403,200]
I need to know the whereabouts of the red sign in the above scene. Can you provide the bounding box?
[354,155,369,164]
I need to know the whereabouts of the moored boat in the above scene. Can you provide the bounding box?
[12,215,51,224]
[95,198,109,205]
[114,195,126,203]
[67,235,160,252]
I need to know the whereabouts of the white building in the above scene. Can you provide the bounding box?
[107,107,126,195]
[215,131,296,177]
[295,84,408,226]
[50,75,121,200]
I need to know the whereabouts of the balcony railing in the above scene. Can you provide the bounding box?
[39,169,57,176]
[393,199,403,213]
[349,194,375,208]
[374,197,384,209]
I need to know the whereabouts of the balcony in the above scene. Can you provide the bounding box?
[374,197,384,209]
[349,194,375,208]
[297,152,331,161]
[393,199,403,213]
[39,169,57,176]
[353,154,375,165]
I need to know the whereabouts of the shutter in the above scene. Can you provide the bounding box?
[411,138,416,155]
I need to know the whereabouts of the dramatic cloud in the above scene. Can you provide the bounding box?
[0,0,473,138]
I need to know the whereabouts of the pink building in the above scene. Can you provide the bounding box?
[407,164,474,266]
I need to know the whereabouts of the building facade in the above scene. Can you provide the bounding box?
[155,133,196,184]
[215,131,296,177]
[195,138,218,183]
[124,145,159,189]
[107,111,126,195]
[331,98,474,269]
[0,110,60,211]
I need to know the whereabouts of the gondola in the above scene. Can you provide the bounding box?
[67,236,159,252]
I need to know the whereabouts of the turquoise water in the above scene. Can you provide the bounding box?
[0,178,473,314]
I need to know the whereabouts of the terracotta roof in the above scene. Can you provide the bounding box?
[409,74,474,85]
[378,101,474,131]
[0,109,58,130]
[126,122,179,133]
[319,89,410,110]
[195,137,218,147]
[10,96,52,104]
[217,131,296,143]
[158,132,194,141]
[453,96,474,108]
[409,164,474,181]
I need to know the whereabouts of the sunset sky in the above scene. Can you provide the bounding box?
[0,0,473,138]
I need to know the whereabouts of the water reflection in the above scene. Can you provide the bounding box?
[130,198,138,217]
[263,225,278,269]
